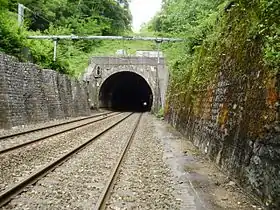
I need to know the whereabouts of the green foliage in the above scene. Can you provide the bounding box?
[89,39,156,56]
[0,0,8,8]
[0,10,26,58]
[7,0,131,34]
[260,0,280,73]
[149,0,223,36]
[150,1,279,207]
[147,0,279,102]
[149,0,225,90]
[0,0,133,76]
[156,107,164,119]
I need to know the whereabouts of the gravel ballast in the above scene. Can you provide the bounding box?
[106,113,191,210]
[2,113,139,209]
[0,113,128,194]
[0,111,110,138]
[0,112,116,150]
[1,112,261,210]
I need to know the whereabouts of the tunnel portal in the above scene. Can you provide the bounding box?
[99,72,153,112]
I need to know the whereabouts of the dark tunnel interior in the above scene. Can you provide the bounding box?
[99,72,153,112]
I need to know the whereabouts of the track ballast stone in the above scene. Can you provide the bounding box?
[106,113,189,209]
[0,111,107,137]
[0,113,127,194]
[1,112,259,209]
[2,114,139,209]
[0,113,116,150]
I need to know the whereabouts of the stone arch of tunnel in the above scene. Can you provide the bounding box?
[99,71,153,112]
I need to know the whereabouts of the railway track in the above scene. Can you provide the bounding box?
[0,112,120,154]
[94,113,142,210]
[0,111,112,140]
[0,113,135,207]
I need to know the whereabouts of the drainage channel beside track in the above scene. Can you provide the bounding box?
[0,112,119,154]
[0,113,135,207]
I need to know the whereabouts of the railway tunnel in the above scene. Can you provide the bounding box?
[99,71,153,112]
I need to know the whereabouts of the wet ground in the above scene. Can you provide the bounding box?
[153,115,263,210]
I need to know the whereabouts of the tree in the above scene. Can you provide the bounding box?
[6,0,132,34]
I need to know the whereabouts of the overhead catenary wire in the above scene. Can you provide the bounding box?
[26,35,182,62]
[16,3,182,61]
[18,2,182,62]
[26,35,183,42]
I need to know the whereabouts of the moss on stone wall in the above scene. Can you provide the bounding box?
[162,0,279,208]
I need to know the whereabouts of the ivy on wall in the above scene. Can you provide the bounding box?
[147,0,279,94]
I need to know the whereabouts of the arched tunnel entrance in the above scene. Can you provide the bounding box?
[99,72,153,112]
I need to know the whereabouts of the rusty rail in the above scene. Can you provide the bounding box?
[94,113,142,210]
[0,113,133,207]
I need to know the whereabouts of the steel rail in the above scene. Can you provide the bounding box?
[0,113,133,207]
[94,113,142,210]
[0,112,120,155]
[0,112,112,140]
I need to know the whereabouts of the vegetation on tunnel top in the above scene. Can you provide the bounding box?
[0,0,157,77]
[143,0,279,105]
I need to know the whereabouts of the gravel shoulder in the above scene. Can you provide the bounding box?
[153,115,263,210]
[107,113,263,210]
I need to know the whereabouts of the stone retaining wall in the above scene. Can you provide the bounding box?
[165,71,280,208]
[0,53,91,129]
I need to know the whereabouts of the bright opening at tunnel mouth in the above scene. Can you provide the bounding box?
[99,71,153,112]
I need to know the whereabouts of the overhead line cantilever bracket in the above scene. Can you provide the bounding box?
[122,36,134,40]
[155,38,163,43]
[26,35,184,42]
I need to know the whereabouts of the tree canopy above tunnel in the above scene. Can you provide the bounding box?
[6,0,132,33]
[0,0,133,75]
